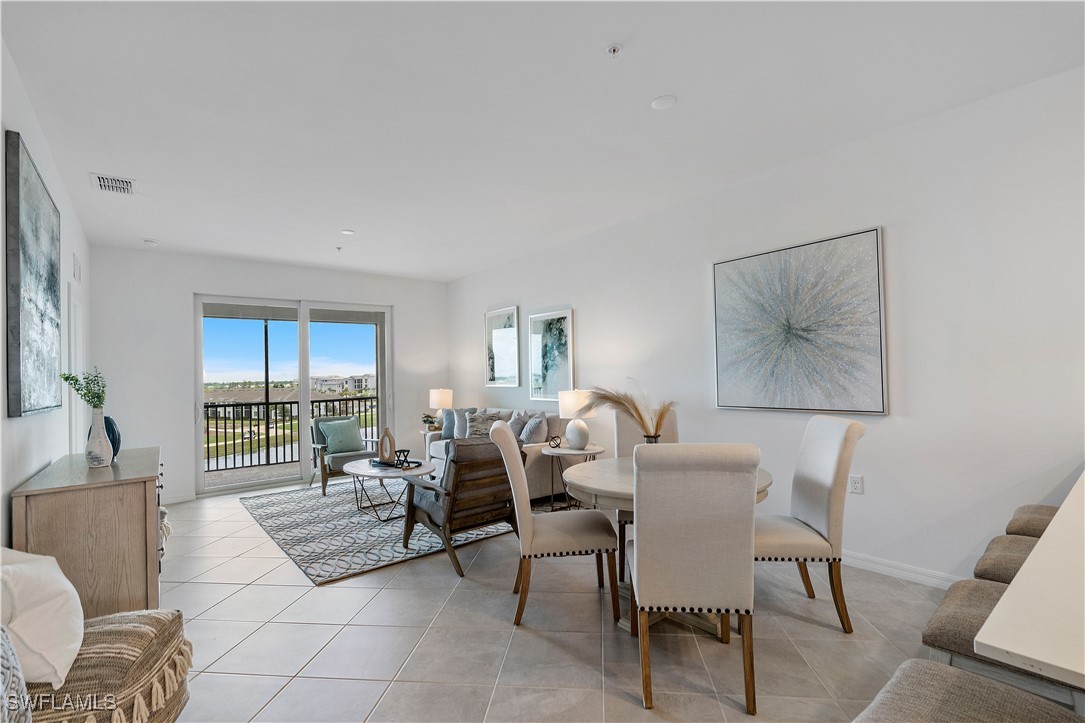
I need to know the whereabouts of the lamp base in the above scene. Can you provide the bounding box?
[565,419,589,450]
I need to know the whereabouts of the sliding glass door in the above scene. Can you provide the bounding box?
[196,297,390,495]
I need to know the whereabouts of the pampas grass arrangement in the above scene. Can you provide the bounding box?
[577,385,674,437]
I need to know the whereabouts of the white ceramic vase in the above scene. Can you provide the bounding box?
[86,408,114,468]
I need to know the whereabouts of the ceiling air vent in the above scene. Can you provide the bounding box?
[89,172,137,195]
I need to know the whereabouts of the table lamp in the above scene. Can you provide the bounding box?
[429,388,453,410]
[558,389,596,450]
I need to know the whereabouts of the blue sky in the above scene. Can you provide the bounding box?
[203,319,376,383]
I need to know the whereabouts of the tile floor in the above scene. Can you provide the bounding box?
[162,485,943,722]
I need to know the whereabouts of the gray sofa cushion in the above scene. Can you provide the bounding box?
[973,534,1037,584]
[922,579,1007,665]
[326,450,376,471]
[429,439,453,460]
[854,659,1085,723]
[1005,504,1059,538]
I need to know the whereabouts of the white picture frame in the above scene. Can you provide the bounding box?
[484,306,519,387]
[528,309,573,401]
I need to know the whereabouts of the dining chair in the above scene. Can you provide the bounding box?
[490,420,621,625]
[614,408,679,582]
[754,415,866,633]
[628,442,760,712]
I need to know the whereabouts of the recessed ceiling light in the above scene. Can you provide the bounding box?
[650,95,677,111]
[142,238,159,247]
[340,229,355,235]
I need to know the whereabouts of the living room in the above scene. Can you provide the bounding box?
[1,2,1083,722]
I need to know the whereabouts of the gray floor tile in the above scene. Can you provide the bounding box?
[187,536,267,557]
[603,633,715,696]
[207,621,341,676]
[852,599,938,643]
[161,555,234,583]
[349,587,452,627]
[197,584,308,622]
[720,695,850,722]
[254,677,387,722]
[161,582,245,619]
[603,689,726,722]
[699,635,831,699]
[792,639,908,700]
[498,630,602,689]
[368,681,492,722]
[183,618,263,670]
[301,625,425,680]
[191,556,285,584]
[327,564,404,588]
[179,672,289,722]
[488,687,604,722]
[272,585,378,624]
[162,535,223,558]
[762,597,886,641]
[431,588,519,629]
[252,560,315,586]
[397,627,512,685]
[517,592,608,633]
[837,699,875,719]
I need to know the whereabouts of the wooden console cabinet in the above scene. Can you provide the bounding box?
[11,447,162,617]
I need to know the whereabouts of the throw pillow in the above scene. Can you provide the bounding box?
[466,411,502,439]
[440,408,456,440]
[0,548,84,689]
[508,411,531,437]
[520,414,549,444]
[454,407,478,439]
[1,626,30,723]
[319,417,364,454]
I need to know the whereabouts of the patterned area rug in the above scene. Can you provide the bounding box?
[240,479,512,585]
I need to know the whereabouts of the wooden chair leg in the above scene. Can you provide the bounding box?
[513,557,523,593]
[606,551,620,621]
[720,612,730,644]
[739,613,756,715]
[514,558,532,625]
[618,522,627,582]
[828,560,853,633]
[797,560,816,598]
[442,534,464,577]
[630,586,639,637]
[595,553,604,589]
[321,466,329,495]
[639,610,653,709]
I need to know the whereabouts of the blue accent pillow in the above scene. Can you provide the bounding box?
[319,417,364,454]
[441,409,456,440]
[508,412,530,438]
[520,415,548,444]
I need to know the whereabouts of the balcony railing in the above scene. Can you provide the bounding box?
[203,395,379,472]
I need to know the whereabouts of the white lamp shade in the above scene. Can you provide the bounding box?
[429,388,453,409]
[558,389,595,419]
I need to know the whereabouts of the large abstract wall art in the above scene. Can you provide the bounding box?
[713,228,887,414]
[6,131,62,417]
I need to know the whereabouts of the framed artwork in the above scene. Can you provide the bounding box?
[713,228,887,414]
[528,309,573,401]
[6,131,62,417]
[484,306,519,387]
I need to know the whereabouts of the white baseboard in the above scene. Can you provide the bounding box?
[842,549,962,590]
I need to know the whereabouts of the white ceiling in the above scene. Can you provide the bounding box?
[3,2,1082,281]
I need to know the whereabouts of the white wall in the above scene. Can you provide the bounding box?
[1,43,92,546]
[447,68,1085,584]
[89,247,448,504]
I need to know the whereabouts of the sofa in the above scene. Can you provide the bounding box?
[423,407,564,501]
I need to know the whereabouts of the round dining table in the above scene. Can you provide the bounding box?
[562,456,773,511]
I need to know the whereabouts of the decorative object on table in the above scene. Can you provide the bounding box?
[484,306,519,387]
[548,436,561,449]
[528,309,573,401]
[6,131,62,417]
[60,368,113,467]
[558,389,596,450]
[378,426,396,464]
[713,228,887,414]
[421,413,438,431]
[579,384,675,446]
[240,482,513,585]
[394,449,410,467]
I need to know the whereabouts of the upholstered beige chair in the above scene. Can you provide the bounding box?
[490,420,621,625]
[614,408,678,581]
[754,415,866,633]
[628,443,760,712]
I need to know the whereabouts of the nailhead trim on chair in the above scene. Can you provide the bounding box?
[524,548,617,559]
[755,556,841,562]
[638,605,753,614]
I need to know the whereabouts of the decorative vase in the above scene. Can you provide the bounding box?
[86,408,114,468]
[643,434,661,444]
[378,427,396,464]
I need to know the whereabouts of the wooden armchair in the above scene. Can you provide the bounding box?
[402,437,521,576]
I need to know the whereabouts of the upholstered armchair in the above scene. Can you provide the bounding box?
[754,415,866,633]
[402,437,520,576]
[310,415,378,495]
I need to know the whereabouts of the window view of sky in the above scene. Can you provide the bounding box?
[203,318,376,383]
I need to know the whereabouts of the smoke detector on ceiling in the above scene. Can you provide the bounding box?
[89,172,137,195]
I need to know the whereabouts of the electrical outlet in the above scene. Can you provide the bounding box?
[848,474,864,494]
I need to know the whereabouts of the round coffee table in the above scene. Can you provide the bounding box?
[342,458,436,522]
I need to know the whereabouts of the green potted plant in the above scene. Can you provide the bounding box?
[61,368,118,467]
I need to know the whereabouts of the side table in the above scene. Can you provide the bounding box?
[540,444,605,511]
